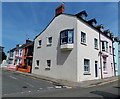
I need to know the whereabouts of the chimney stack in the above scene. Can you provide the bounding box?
[55,4,65,16]
[26,40,32,44]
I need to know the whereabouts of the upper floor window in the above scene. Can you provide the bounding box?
[10,52,13,57]
[36,60,39,66]
[81,32,86,44]
[47,37,52,46]
[38,40,42,46]
[101,41,108,52]
[19,50,22,56]
[94,38,98,49]
[60,29,74,45]
[109,46,112,54]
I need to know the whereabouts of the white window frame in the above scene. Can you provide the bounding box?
[84,59,90,73]
[102,41,108,52]
[94,38,98,49]
[81,32,86,44]
[38,40,42,47]
[35,60,39,69]
[103,57,107,71]
[46,60,51,69]
[47,37,52,46]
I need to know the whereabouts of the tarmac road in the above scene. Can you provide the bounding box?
[2,69,120,98]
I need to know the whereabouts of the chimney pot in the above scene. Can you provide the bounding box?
[55,4,65,16]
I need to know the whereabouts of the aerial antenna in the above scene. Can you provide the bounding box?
[26,33,30,40]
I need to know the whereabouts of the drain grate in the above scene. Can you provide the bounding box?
[22,86,27,88]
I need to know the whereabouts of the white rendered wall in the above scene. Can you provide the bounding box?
[32,14,78,82]
[77,20,101,82]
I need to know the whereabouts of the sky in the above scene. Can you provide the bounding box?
[2,2,118,54]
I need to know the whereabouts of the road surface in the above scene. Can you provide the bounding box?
[2,69,120,98]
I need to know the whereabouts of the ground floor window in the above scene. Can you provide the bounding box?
[103,57,107,71]
[45,60,51,70]
[84,59,90,73]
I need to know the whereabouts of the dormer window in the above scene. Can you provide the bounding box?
[103,29,110,36]
[96,24,104,32]
[75,11,88,20]
[88,18,97,27]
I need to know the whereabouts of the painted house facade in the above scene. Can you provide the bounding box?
[16,40,34,73]
[6,47,16,70]
[6,40,34,72]
[113,37,119,76]
[118,42,120,75]
[32,5,114,82]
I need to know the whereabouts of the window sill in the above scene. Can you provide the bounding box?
[102,50,108,53]
[95,47,99,50]
[47,43,52,46]
[35,67,39,69]
[37,46,41,48]
[81,42,87,46]
[45,68,50,70]
[83,72,91,75]
[103,71,108,74]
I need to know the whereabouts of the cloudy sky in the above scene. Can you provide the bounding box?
[2,2,118,53]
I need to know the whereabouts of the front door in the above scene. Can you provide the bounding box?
[95,61,98,77]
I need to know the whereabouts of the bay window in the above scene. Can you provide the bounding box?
[60,29,74,45]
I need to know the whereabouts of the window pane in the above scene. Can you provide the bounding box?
[68,30,73,43]
[48,37,52,44]
[84,59,90,72]
[81,32,86,43]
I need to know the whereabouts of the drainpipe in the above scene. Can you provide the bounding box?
[112,40,116,76]
[99,31,103,79]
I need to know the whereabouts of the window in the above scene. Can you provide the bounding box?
[103,57,107,71]
[109,46,112,54]
[47,60,51,68]
[60,29,74,45]
[38,40,42,46]
[80,14,86,20]
[45,60,51,70]
[84,59,90,72]
[94,38,98,49]
[81,32,86,44]
[35,60,39,69]
[101,41,108,52]
[19,50,22,56]
[47,37,52,45]
[36,60,39,66]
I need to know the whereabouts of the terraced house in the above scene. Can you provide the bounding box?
[6,40,34,72]
[32,4,115,82]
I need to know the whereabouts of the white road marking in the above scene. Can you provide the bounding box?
[55,86,62,89]
[47,87,54,89]
[9,76,17,80]
[25,82,34,87]
[28,91,31,92]
[39,88,43,89]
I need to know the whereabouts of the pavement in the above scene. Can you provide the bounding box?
[1,67,119,88]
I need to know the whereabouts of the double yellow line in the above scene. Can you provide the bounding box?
[85,79,119,88]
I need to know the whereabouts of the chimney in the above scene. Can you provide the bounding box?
[55,4,65,16]
[26,40,32,44]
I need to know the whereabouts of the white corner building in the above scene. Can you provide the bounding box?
[32,5,114,82]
